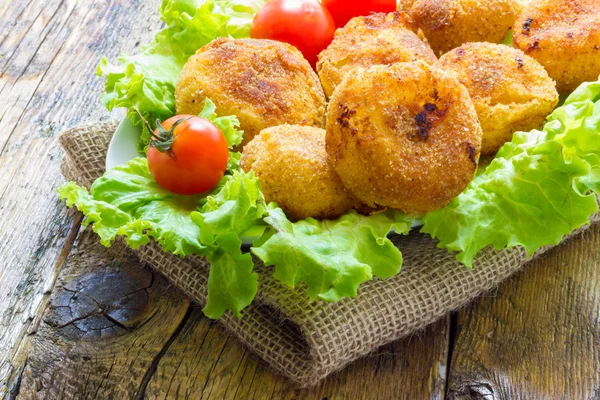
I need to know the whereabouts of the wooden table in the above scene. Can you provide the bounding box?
[1,1,600,398]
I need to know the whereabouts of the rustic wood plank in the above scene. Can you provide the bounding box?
[17,229,191,399]
[0,0,39,75]
[0,0,450,397]
[144,310,450,400]
[0,0,163,395]
[447,225,600,399]
[6,0,600,397]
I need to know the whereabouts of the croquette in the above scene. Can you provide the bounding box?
[326,61,482,215]
[176,38,327,147]
[241,125,355,221]
[408,0,522,55]
[513,0,600,94]
[439,42,559,155]
[317,12,437,98]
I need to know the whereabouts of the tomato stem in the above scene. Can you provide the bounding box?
[132,108,190,160]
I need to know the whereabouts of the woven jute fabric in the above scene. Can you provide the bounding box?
[59,121,600,387]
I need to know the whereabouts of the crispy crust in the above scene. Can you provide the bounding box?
[439,42,559,155]
[176,38,327,147]
[317,12,437,98]
[326,62,482,215]
[240,125,355,221]
[398,0,416,12]
[513,0,600,94]
[409,0,522,55]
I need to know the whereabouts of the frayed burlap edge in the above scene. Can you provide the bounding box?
[59,121,600,387]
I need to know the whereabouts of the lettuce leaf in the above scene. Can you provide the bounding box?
[58,159,413,318]
[193,170,267,246]
[191,170,267,318]
[191,171,413,316]
[58,163,267,319]
[252,206,412,302]
[205,234,257,319]
[214,0,267,38]
[422,78,600,267]
[97,53,182,144]
[58,158,206,256]
[97,0,262,152]
[197,97,243,148]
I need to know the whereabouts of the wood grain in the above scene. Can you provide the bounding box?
[18,229,191,399]
[447,225,600,400]
[3,0,600,398]
[144,310,450,400]
[0,0,163,395]
[0,1,452,398]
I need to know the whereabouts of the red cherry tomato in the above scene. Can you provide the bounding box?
[250,0,336,67]
[322,0,398,28]
[147,115,229,196]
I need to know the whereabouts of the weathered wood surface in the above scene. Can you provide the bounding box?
[1,0,600,399]
[143,313,449,400]
[0,0,451,398]
[19,230,191,399]
[447,225,600,400]
[0,0,162,395]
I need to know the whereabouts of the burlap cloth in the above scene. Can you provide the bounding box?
[59,121,600,387]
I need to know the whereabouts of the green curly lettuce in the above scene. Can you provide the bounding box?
[58,165,267,319]
[97,0,264,152]
[59,161,413,318]
[58,158,206,256]
[205,235,257,318]
[252,206,412,302]
[190,172,413,317]
[422,79,600,267]
[191,170,267,318]
[214,0,267,38]
[197,97,243,148]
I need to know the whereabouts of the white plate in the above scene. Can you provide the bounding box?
[106,118,423,234]
[106,118,145,171]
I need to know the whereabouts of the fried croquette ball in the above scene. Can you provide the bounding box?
[513,0,600,94]
[317,12,437,98]
[439,42,559,155]
[326,62,482,215]
[408,0,522,55]
[176,38,326,147]
[240,125,354,221]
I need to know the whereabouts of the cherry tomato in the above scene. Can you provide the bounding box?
[250,0,336,67]
[322,0,398,28]
[147,115,229,196]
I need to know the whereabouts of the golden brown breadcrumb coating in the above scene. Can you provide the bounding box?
[408,0,522,55]
[439,42,559,155]
[176,38,326,147]
[326,62,482,216]
[317,12,437,98]
[241,125,355,221]
[398,0,416,12]
[513,0,600,94]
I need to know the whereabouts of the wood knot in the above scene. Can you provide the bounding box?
[44,267,155,340]
[448,376,496,400]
